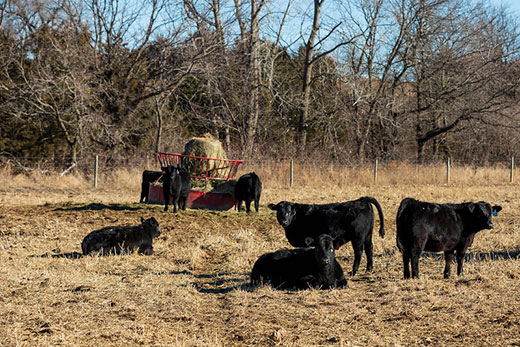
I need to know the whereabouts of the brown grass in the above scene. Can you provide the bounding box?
[0,163,519,346]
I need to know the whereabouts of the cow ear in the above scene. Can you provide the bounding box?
[492,205,502,216]
[268,203,277,210]
[304,237,315,247]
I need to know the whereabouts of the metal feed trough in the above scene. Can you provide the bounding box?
[147,152,243,210]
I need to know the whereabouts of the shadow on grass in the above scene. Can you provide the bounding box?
[34,251,84,259]
[54,203,143,212]
[169,270,250,294]
[420,249,520,261]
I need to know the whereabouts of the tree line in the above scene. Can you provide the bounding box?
[1,0,520,170]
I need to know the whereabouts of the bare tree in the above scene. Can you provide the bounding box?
[295,0,359,156]
[404,0,520,163]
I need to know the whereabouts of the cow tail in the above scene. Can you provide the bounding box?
[360,196,385,238]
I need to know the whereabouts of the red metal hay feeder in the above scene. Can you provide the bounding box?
[147,152,243,211]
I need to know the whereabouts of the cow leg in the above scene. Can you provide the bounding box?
[173,197,178,213]
[254,199,259,212]
[237,200,243,212]
[410,235,427,279]
[410,244,422,279]
[364,237,374,272]
[350,240,364,276]
[443,251,455,278]
[163,191,169,211]
[402,252,411,279]
[456,252,466,276]
[245,200,252,213]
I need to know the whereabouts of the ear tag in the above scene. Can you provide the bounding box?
[493,210,498,217]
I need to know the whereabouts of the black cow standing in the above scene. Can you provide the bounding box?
[162,166,192,212]
[268,196,385,276]
[250,234,348,290]
[140,170,163,203]
[396,197,502,279]
[235,172,262,213]
[81,217,161,256]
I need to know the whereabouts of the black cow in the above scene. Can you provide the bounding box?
[140,170,163,203]
[81,217,161,256]
[250,234,348,290]
[268,196,385,276]
[396,198,502,279]
[235,172,262,213]
[162,166,192,212]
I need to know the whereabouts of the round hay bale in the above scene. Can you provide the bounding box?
[182,134,227,179]
[183,133,227,159]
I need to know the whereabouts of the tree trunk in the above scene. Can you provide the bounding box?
[296,0,322,156]
[154,97,163,153]
[243,0,264,159]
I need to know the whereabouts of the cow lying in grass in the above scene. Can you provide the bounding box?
[396,198,502,279]
[250,234,348,290]
[81,217,160,256]
[235,172,262,213]
[268,196,385,276]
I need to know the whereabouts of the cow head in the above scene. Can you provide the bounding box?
[467,202,502,230]
[268,202,297,227]
[162,165,179,178]
[141,216,161,238]
[305,234,335,268]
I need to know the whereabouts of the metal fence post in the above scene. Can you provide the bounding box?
[94,155,98,188]
[374,159,378,184]
[289,160,294,187]
[446,158,451,185]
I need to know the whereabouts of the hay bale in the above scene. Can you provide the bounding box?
[182,134,227,178]
[183,133,227,159]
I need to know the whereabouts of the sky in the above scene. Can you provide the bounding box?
[490,0,520,15]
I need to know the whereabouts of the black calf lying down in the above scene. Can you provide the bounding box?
[396,198,502,279]
[250,234,348,290]
[81,217,160,256]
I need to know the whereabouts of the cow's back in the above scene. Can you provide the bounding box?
[284,201,373,247]
[82,227,121,255]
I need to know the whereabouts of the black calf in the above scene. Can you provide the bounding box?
[81,217,161,256]
[162,166,192,212]
[140,170,163,203]
[235,172,262,212]
[250,234,348,290]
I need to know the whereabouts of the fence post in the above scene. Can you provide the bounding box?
[289,160,294,187]
[511,157,515,183]
[94,155,99,188]
[446,157,451,185]
[374,159,378,184]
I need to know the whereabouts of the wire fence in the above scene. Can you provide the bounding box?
[0,154,518,187]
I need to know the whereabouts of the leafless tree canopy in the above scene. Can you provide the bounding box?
[1,0,520,167]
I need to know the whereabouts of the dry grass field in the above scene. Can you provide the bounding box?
[0,162,519,346]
